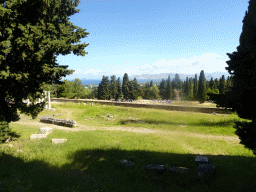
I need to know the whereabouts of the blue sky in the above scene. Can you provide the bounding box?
[58,0,249,80]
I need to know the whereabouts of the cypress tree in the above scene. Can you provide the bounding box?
[166,75,172,100]
[110,75,118,99]
[197,70,207,103]
[130,78,139,100]
[193,74,198,100]
[116,77,123,100]
[218,75,226,95]
[184,77,189,97]
[217,0,256,154]
[122,73,129,99]
[150,80,154,87]
[97,76,110,100]
[159,79,166,99]
[209,77,214,90]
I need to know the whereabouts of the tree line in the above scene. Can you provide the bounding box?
[47,71,232,104]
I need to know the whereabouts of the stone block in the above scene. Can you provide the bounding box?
[196,164,215,176]
[51,139,67,144]
[30,134,47,140]
[144,164,166,173]
[38,127,53,135]
[195,156,209,168]
[119,159,135,167]
[168,166,190,174]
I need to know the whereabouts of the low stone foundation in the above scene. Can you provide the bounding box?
[51,139,67,144]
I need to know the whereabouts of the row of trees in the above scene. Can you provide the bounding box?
[42,71,232,104]
[96,71,233,103]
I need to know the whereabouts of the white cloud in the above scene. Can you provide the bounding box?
[130,53,228,75]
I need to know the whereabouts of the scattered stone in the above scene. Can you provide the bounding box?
[144,164,166,172]
[212,112,217,115]
[16,149,23,153]
[5,137,13,143]
[195,156,209,168]
[107,114,113,118]
[83,103,87,105]
[138,121,146,123]
[103,105,105,107]
[130,119,135,121]
[100,116,105,118]
[179,125,187,127]
[196,164,215,176]
[51,139,67,144]
[7,144,13,148]
[38,127,53,135]
[30,134,47,140]
[168,166,190,174]
[119,159,135,167]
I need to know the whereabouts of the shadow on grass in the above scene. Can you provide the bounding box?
[119,119,238,127]
[1,147,256,192]
[8,130,21,140]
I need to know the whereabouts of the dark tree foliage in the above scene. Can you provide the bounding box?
[218,75,226,95]
[110,75,118,99]
[122,73,129,99]
[165,75,172,100]
[116,77,123,100]
[0,0,89,140]
[129,77,139,100]
[214,0,256,154]
[97,76,110,100]
[149,80,153,87]
[193,74,198,100]
[172,73,182,90]
[197,70,207,103]
[159,78,166,99]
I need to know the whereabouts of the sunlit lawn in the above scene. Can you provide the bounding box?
[0,102,255,192]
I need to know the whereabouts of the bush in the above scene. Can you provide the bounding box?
[0,121,11,143]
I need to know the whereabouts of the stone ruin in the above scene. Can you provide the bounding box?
[119,156,215,177]
[30,127,67,144]
[40,116,76,127]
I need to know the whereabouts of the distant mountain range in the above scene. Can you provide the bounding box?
[78,72,231,85]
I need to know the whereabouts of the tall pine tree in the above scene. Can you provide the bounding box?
[97,76,110,100]
[116,77,123,100]
[217,0,256,154]
[197,70,207,103]
[166,75,172,100]
[159,79,166,99]
[110,75,118,99]
[193,74,198,100]
[122,73,129,99]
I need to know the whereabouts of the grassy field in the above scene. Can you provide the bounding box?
[0,102,255,192]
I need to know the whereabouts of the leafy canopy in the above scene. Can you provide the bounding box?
[0,0,89,122]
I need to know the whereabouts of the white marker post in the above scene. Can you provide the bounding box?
[48,91,51,109]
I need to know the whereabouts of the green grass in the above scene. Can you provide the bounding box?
[1,102,255,191]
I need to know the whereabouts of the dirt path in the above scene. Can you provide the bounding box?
[11,119,240,144]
